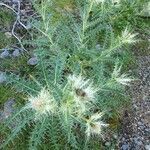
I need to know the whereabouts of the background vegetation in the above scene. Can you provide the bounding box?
[0,0,149,149]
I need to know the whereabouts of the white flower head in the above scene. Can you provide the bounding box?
[68,74,97,103]
[121,28,138,44]
[85,112,108,137]
[28,88,57,116]
[112,65,134,86]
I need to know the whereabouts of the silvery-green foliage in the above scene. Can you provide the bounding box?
[1,0,137,149]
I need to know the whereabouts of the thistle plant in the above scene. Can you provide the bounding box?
[1,75,108,149]
[1,0,137,149]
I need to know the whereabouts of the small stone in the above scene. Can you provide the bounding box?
[133,137,139,143]
[133,104,138,109]
[3,99,16,119]
[140,125,144,130]
[27,57,38,65]
[12,49,20,57]
[145,145,150,150]
[2,99,17,129]
[0,49,10,58]
[137,141,142,146]
[0,72,6,83]
[122,144,129,150]
[138,121,143,126]
[145,128,150,132]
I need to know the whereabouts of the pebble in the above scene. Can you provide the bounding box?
[3,99,16,119]
[1,99,17,129]
[137,141,143,146]
[12,49,20,57]
[137,121,143,126]
[119,56,150,149]
[0,99,16,121]
[145,145,150,150]
[0,49,10,58]
[27,57,38,65]
[122,144,129,150]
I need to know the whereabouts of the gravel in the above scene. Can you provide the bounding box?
[121,144,129,150]
[12,0,21,3]
[119,56,150,150]
[145,145,150,150]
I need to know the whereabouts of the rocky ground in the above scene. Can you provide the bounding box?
[119,56,150,150]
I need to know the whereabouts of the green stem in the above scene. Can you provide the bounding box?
[82,0,94,40]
